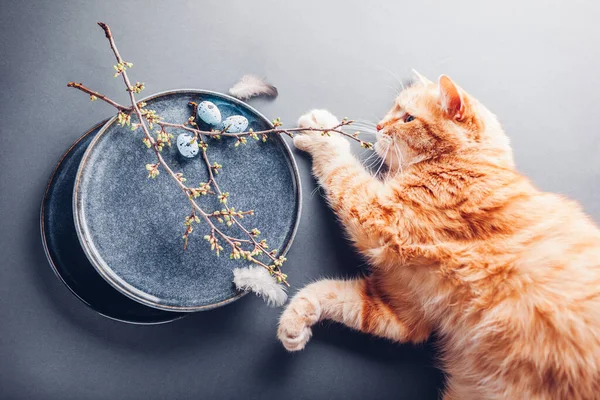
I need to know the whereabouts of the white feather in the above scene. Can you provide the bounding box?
[229,75,278,100]
[233,266,288,307]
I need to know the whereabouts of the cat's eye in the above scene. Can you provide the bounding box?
[404,115,415,123]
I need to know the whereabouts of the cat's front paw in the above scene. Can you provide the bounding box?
[277,297,321,351]
[293,109,349,152]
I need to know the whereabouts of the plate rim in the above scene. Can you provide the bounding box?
[72,89,303,312]
[39,119,186,324]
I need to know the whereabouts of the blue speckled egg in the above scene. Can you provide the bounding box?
[196,101,222,125]
[176,133,199,158]
[220,115,249,133]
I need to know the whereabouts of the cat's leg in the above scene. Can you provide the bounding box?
[294,109,381,196]
[294,110,388,243]
[277,277,431,351]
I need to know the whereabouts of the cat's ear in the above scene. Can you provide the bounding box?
[438,75,464,120]
[412,69,432,85]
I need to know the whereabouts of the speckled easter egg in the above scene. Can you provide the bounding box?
[196,101,222,125]
[220,115,249,133]
[176,133,199,158]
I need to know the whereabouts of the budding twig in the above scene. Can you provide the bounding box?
[67,81,370,147]
[96,24,254,263]
[67,82,130,111]
[68,23,374,289]
[68,22,296,286]
[156,119,361,141]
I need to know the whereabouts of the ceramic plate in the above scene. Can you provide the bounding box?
[74,90,301,311]
[40,120,185,324]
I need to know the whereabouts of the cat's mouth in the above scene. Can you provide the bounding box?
[374,132,405,173]
[374,132,392,159]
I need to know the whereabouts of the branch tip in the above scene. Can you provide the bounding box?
[97,22,111,39]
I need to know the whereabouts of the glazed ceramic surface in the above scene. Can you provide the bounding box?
[74,90,301,311]
[41,121,185,324]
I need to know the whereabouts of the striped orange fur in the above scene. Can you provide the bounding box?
[278,75,600,399]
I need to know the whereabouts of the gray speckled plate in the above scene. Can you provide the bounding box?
[74,90,301,312]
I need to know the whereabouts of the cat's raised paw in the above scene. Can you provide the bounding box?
[297,109,340,131]
[293,109,348,152]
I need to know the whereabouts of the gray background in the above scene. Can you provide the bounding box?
[1,1,599,399]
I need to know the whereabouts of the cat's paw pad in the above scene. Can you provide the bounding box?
[278,317,312,352]
[277,298,320,351]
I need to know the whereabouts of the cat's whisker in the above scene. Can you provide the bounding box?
[352,122,378,130]
[383,160,392,182]
[388,143,401,181]
[376,65,405,90]
[345,125,378,134]
[382,85,400,94]
[374,145,389,178]
[349,128,378,134]
[366,146,386,170]
[371,158,381,176]
[349,130,377,136]
[341,127,377,137]
[309,185,321,199]
[382,143,397,182]
[366,154,383,170]
[361,148,379,165]
[363,155,382,172]
[393,140,403,176]
[356,133,378,138]
[347,123,377,130]
[371,115,384,124]
[349,124,377,130]
[354,119,378,125]
[343,127,377,135]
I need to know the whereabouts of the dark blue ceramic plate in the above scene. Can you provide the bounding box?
[74,90,301,312]
[40,120,185,324]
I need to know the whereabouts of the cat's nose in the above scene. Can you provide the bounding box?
[376,123,383,131]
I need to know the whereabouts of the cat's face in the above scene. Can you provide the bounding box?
[375,73,510,171]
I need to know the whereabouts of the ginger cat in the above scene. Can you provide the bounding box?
[278,73,600,399]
